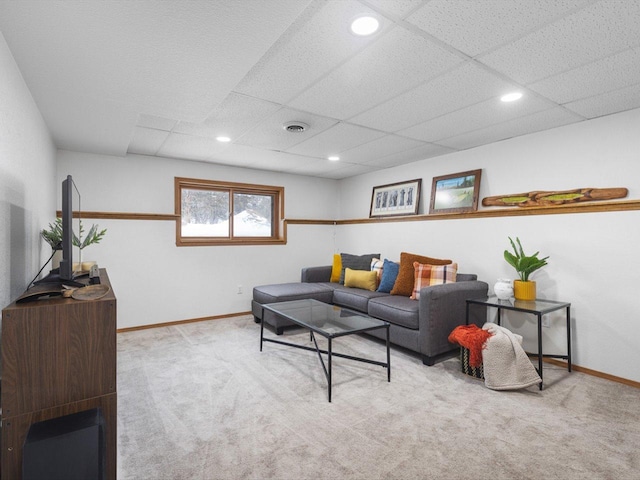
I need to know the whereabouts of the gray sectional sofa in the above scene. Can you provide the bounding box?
[252,265,488,366]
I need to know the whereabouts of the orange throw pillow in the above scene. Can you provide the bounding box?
[390,252,452,296]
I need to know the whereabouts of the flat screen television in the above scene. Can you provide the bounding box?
[32,175,84,288]
[59,174,76,282]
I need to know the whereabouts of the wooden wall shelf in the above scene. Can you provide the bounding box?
[286,199,640,225]
[59,199,640,225]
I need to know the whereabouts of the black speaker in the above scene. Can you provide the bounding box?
[23,408,105,480]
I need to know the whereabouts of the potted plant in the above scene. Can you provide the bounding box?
[41,218,106,269]
[504,236,549,301]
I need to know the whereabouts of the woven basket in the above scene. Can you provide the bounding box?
[460,347,484,379]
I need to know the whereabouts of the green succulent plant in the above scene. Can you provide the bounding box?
[504,236,549,282]
[41,218,107,251]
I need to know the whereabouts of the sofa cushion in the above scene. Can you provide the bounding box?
[339,253,380,284]
[410,262,458,300]
[332,284,388,313]
[253,282,333,304]
[377,259,399,293]
[368,295,420,330]
[344,268,378,291]
[390,252,452,297]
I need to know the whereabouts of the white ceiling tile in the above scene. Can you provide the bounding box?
[365,0,425,18]
[137,114,177,131]
[350,61,516,132]
[367,142,457,166]
[399,94,552,142]
[173,93,281,139]
[127,127,170,156]
[286,122,385,157]
[563,82,640,119]
[235,108,338,151]
[234,0,387,104]
[289,26,463,119]
[529,48,640,104]
[308,163,378,179]
[479,1,640,84]
[0,0,312,122]
[157,133,226,161]
[406,0,592,56]
[339,134,426,164]
[37,90,138,156]
[439,107,582,150]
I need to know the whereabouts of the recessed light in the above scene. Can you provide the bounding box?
[350,15,379,36]
[328,156,340,162]
[501,92,523,102]
[216,136,231,142]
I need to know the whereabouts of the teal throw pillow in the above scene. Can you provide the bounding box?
[377,259,399,293]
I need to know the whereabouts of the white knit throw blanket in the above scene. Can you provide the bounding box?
[481,323,541,390]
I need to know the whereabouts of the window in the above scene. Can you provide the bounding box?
[175,177,285,246]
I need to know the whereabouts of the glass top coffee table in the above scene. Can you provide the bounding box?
[260,299,390,402]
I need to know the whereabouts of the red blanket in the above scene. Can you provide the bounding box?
[448,325,492,367]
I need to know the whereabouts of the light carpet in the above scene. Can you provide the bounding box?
[117,315,640,479]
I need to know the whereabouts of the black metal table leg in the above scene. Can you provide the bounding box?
[386,324,391,382]
[260,307,265,352]
[538,313,543,390]
[328,338,332,403]
[566,305,572,372]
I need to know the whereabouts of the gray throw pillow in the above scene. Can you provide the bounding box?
[339,253,380,284]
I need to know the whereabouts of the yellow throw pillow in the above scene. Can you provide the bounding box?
[330,254,342,283]
[344,268,378,291]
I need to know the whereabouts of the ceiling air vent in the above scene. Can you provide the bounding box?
[283,121,309,133]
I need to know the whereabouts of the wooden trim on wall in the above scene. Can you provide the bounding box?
[58,199,640,225]
[544,358,640,389]
[116,311,252,333]
[58,210,180,221]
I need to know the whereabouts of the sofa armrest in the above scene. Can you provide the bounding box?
[301,265,332,283]
[418,280,488,360]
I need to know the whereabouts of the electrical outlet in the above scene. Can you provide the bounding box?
[237,285,243,295]
[542,316,550,328]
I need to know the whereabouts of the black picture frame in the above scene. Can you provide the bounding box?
[369,179,421,218]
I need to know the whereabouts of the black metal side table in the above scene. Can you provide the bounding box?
[466,296,571,389]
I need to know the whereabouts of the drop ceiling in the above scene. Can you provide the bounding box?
[1,0,639,179]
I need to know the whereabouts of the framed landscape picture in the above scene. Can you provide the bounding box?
[370,179,421,218]
[429,169,482,214]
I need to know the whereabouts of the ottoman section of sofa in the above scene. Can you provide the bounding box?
[252,282,335,334]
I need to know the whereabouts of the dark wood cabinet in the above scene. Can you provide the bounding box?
[1,269,117,479]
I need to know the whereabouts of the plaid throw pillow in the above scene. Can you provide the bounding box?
[410,262,458,300]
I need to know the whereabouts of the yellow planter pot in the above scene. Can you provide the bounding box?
[513,280,536,301]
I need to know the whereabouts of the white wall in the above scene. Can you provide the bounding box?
[57,151,339,328]
[0,31,56,309]
[337,108,640,382]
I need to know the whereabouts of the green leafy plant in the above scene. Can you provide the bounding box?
[41,218,107,251]
[504,236,549,282]
[41,219,64,250]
